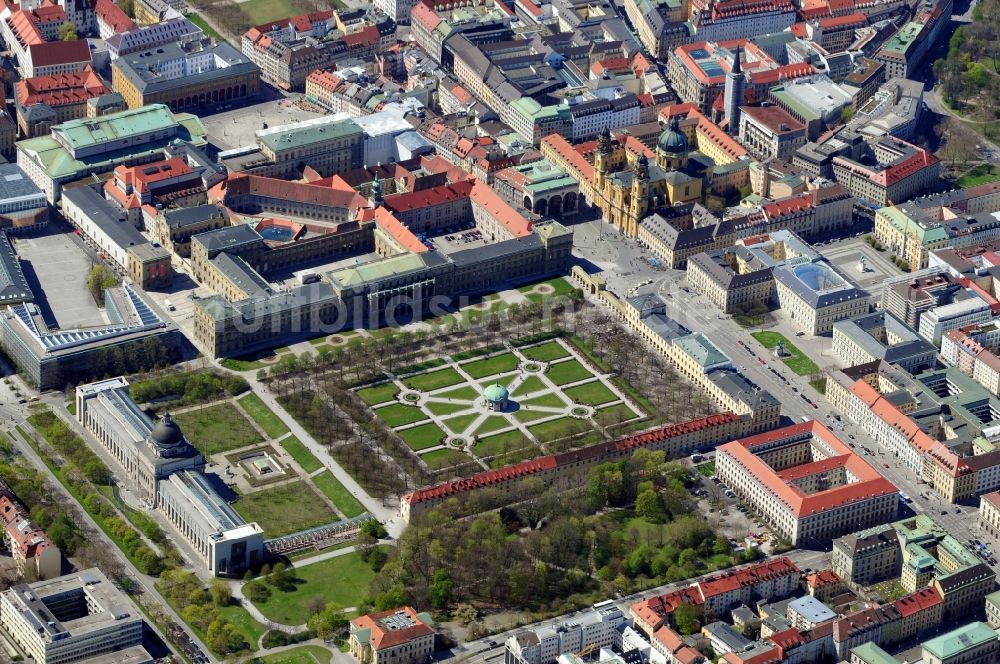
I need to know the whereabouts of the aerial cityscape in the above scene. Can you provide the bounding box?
[0,0,996,662]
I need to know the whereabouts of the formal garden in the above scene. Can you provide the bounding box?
[354,338,649,472]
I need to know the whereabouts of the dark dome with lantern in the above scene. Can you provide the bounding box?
[150,414,184,447]
[658,116,689,155]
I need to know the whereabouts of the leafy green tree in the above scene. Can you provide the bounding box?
[673,603,700,635]
[209,579,232,606]
[635,489,666,523]
[59,21,78,40]
[429,569,453,609]
[307,603,348,639]
[86,265,118,306]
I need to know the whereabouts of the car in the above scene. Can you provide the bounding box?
[795,331,805,336]
[883,463,890,469]
[489,641,498,648]
[849,435,855,440]
[956,507,962,514]
[941,510,948,515]
[849,442,855,448]
[811,403,818,409]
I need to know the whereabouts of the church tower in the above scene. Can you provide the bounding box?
[628,154,650,235]
[594,126,614,191]
[724,45,745,136]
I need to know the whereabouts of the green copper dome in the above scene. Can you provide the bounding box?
[658,116,688,154]
[484,384,509,403]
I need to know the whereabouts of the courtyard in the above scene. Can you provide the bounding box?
[355,337,650,472]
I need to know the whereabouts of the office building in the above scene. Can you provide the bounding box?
[0,569,151,664]
[716,420,898,545]
[505,607,626,664]
[112,36,260,112]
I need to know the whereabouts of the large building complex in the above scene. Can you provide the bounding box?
[111,36,261,112]
[0,569,152,664]
[16,104,208,202]
[76,378,264,575]
[716,420,899,545]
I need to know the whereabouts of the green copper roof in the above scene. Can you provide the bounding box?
[850,643,898,664]
[675,333,731,368]
[922,622,997,659]
[484,383,508,402]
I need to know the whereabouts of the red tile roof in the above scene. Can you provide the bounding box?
[95,0,137,33]
[806,569,841,588]
[411,1,441,31]
[218,172,368,211]
[384,180,474,214]
[373,208,427,254]
[719,421,898,517]
[818,11,866,27]
[406,413,742,506]
[351,607,434,650]
[28,39,91,68]
[893,587,942,617]
[696,557,799,600]
[16,66,109,107]
[0,495,56,563]
[542,133,595,182]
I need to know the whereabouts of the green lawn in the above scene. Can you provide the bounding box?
[474,416,511,437]
[461,353,519,379]
[421,448,470,470]
[250,550,384,625]
[519,277,577,302]
[185,12,223,40]
[373,403,427,427]
[402,368,464,392]
[521,341,570,362]
[521,393,566,409]
[696,461,716,477]
[173,403,262,455]
[475,430,530,457]
[477,376,516,390]
[529,416,592,442]
[398,422,446,451]
[956,164,1000,188]
[512,375,547,396]
[514,409,551,423]
[546,360,593,385]
[238,393,289,438]
[436,385,479,401]
[750,332,820,376]
[426,401,471,416]
[564,381,618,406]
[595,403,638,425]
[356,383,399,405]
[442,413,478,433]
[311,471,366,518]
[234,481,338,537]
[260,646,333,664]
[238,0,302,25]
[217,603,267,649]
[281,436,323,473]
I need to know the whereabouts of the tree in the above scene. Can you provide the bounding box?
[244,581,270,602]
[86,265,118,306]
[673,603,700,635]
[840,106,854,124]
[118,0,135,16]
[307,602,348,639]
[59,21,78,40]
[209,579,232,606]
[429,569,453,609]
[635,488,666,523]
